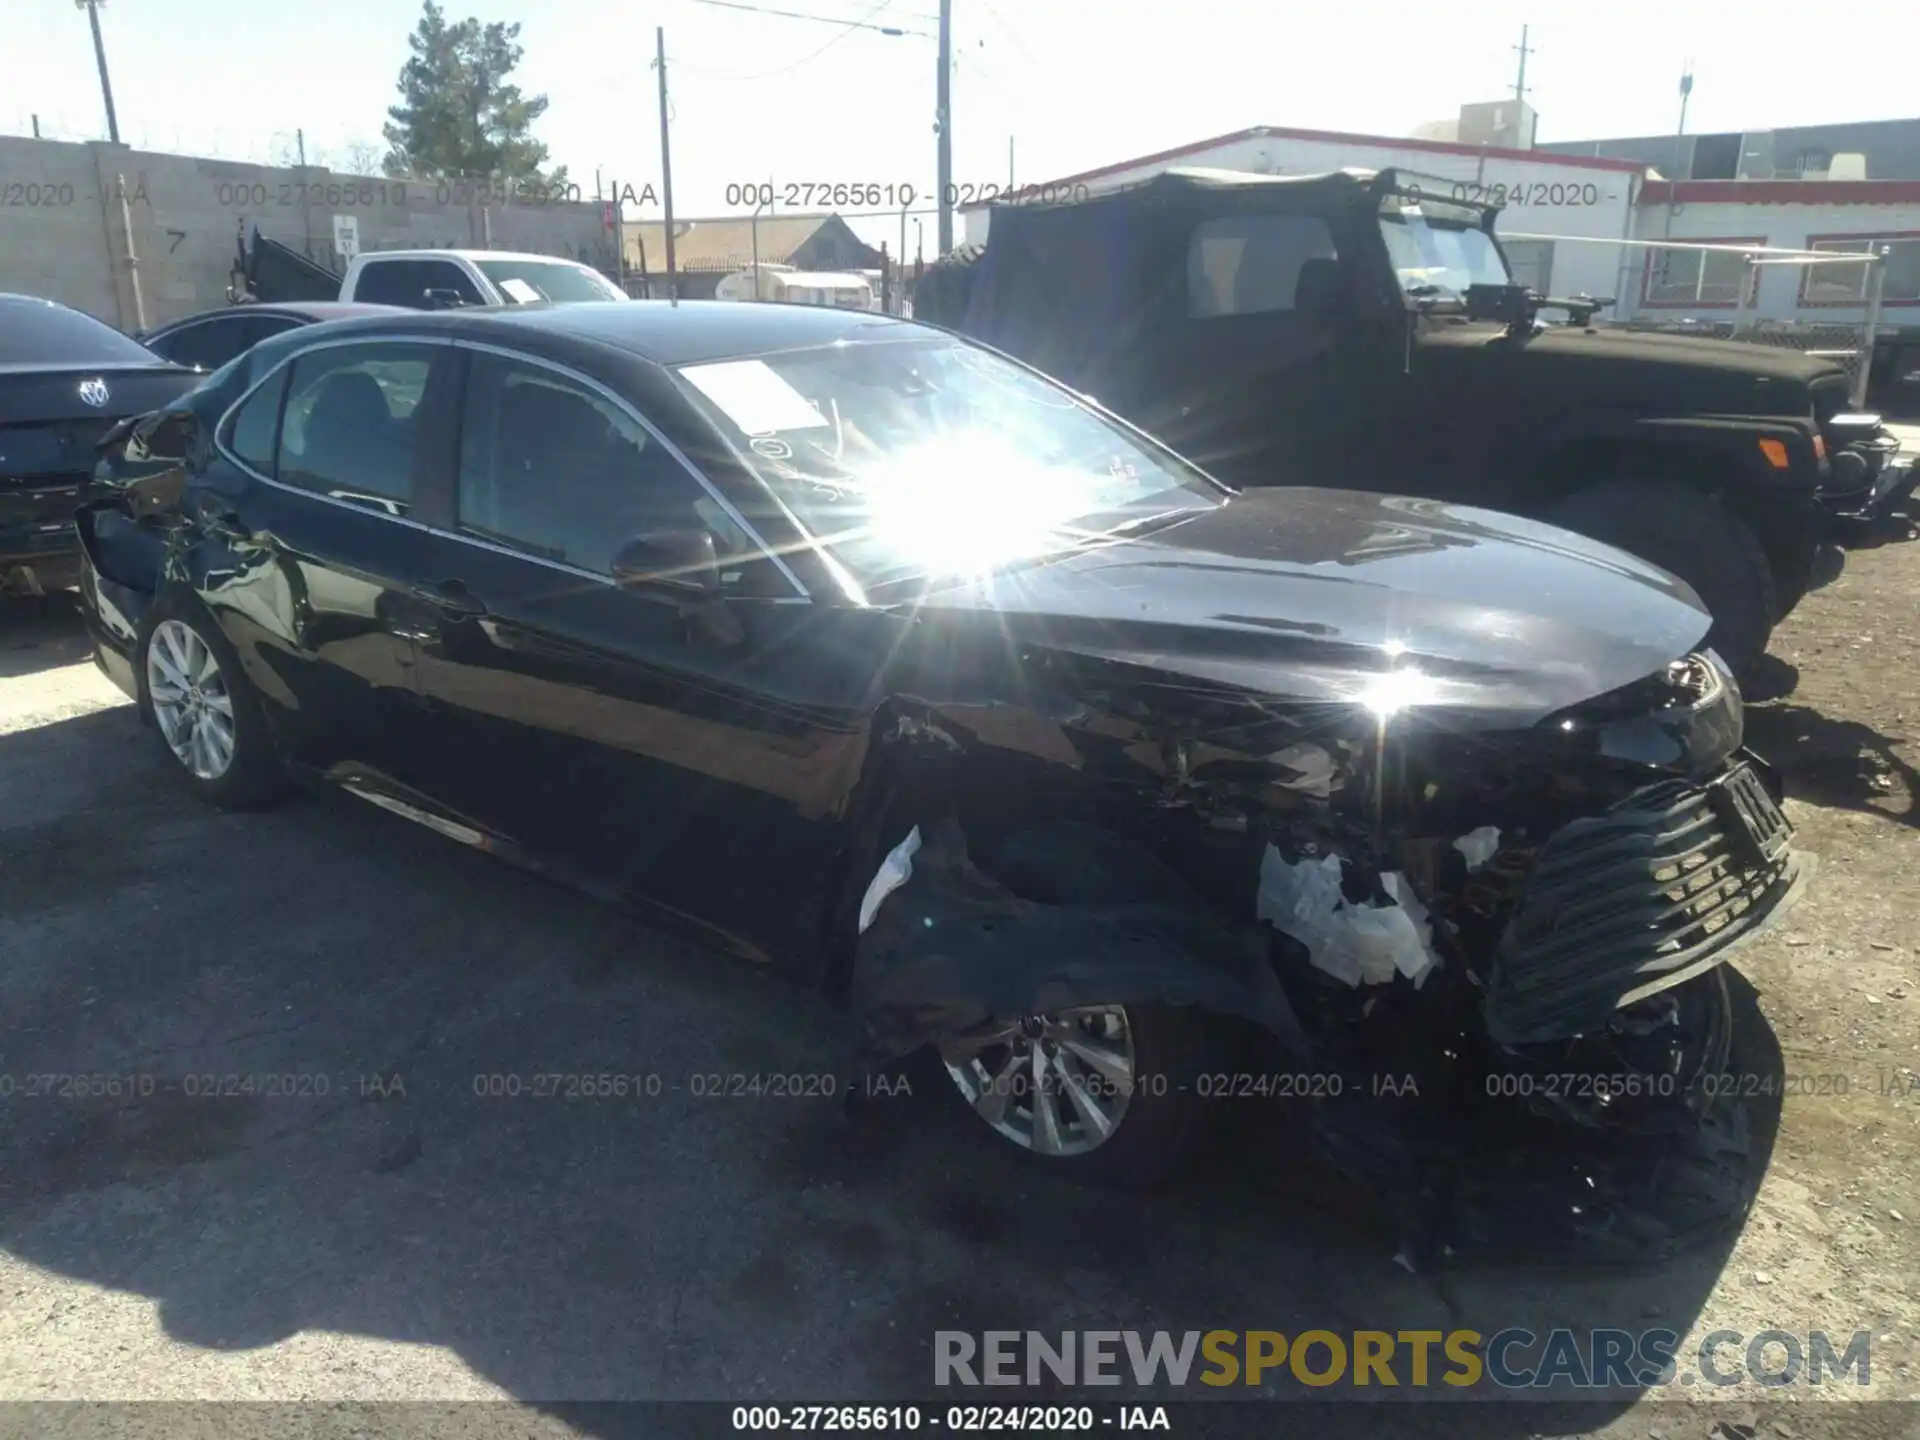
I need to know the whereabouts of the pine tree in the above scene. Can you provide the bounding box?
[380,1,569,192]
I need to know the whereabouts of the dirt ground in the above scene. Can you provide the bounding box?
[3,453,1920,1438]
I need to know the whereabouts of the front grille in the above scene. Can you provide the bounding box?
[1483,769,1799,1045]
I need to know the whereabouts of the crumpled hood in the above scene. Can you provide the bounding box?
[905,488,1714,730]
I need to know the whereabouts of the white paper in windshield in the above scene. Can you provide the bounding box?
[681,360,830,434]
[499,277,542,303]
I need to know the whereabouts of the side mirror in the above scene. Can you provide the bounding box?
[609,529,721,597]
[132,409,199,462]
[422,288,467,311]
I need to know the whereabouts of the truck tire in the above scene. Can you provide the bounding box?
[913,243,986,329]
[1545,482,1777,677]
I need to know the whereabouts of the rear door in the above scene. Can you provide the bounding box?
[198,337,454,780]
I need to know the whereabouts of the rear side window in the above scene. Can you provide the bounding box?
[273,343,437,513]
[353,258,483,308]
[222,368,288,475]
[1187,215,1340,317]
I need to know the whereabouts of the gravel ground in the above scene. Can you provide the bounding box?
[2,471,1919,1439]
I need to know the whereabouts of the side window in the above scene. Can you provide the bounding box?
[456,353,723,574]
[352,260,424,308]
[150,319,228,371]
[222,367,288,476]
[274,343,437,514]
[1187,215,1340,318]
[416,260,487,306]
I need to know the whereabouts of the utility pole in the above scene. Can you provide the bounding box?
[296,128,314,257]
[1677,61,1695,140]
[76,0,121,145]
[936,0,952,253]
[655,27,678,301]
[1511,24,1533,106]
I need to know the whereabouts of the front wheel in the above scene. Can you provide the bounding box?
[137,594,290,810]
[1545,482,1778,678]
[933,1001,1212,1188]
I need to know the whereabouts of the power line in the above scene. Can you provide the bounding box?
[674,0,927,81]
[688,0,931,38]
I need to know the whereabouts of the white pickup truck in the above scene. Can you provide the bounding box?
[337,249,628,310]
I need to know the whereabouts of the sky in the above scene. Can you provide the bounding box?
[7,0,1919,255]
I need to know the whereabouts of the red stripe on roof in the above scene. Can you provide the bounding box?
[960,124,1647,209]
[1641,179,1920,205]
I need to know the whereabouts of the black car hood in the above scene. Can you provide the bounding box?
[1417,320,1835,416]
[902,489,1713,730]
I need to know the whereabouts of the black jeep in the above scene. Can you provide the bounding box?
[915,167,1897,676]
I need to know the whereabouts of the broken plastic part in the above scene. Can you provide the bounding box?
[1256,846,1443,989]
[1265,741,1338,797]
[1452,825,1502,871]
[858,825,923,934]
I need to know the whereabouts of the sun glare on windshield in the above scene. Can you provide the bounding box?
[858,432,1113,577]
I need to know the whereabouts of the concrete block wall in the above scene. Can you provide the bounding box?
[0,136,623,331]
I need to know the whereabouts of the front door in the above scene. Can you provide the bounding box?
[200,338,451,784]
[401,347,861,966]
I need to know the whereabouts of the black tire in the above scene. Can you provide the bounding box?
[136,590,291,810]
[928,999,1214,1190]
[913,242,986,329]
[1545,482,1778,677]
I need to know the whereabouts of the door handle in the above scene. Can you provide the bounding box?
[410,580,488,617]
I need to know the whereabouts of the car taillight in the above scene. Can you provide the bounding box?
[1813,433,1827,461]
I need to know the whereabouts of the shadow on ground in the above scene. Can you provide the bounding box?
[1745,698,1920,827]
[0,594,93,682]
[0,704,1788,1436]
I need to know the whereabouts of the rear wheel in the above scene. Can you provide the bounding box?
[1546,481,1777,678]
[137,593,290,810]
[934,1000,1212,1188]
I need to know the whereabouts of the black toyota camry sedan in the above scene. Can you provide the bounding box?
[1,294,200,598]
[77,301,1809,1199]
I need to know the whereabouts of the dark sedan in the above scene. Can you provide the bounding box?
[76,301,1807,1207]
[0,294,201,598]
[137,301,405,374]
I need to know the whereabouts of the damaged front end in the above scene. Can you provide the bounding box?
[851,640,1809,1228]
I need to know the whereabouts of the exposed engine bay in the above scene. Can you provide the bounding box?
[851,646,1810,1263]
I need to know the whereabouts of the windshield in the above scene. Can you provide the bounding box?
[1378,203,1512,304]
[0,296,165,367]
[474,259,625,304]
[672,336,1223,586]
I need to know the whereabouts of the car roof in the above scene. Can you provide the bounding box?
[270,300,922,367]
[351,249,597,265]
[155,301,402,331]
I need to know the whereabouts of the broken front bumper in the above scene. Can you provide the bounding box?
[1821,437,1917,526]
[1482,750,1811,1046]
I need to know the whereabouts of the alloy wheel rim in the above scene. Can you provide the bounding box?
[146,619,237,781]
[937,1004,1136,1157]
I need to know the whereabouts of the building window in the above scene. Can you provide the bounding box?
[1802,235,1920,307]
[1641,240,1761,308]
